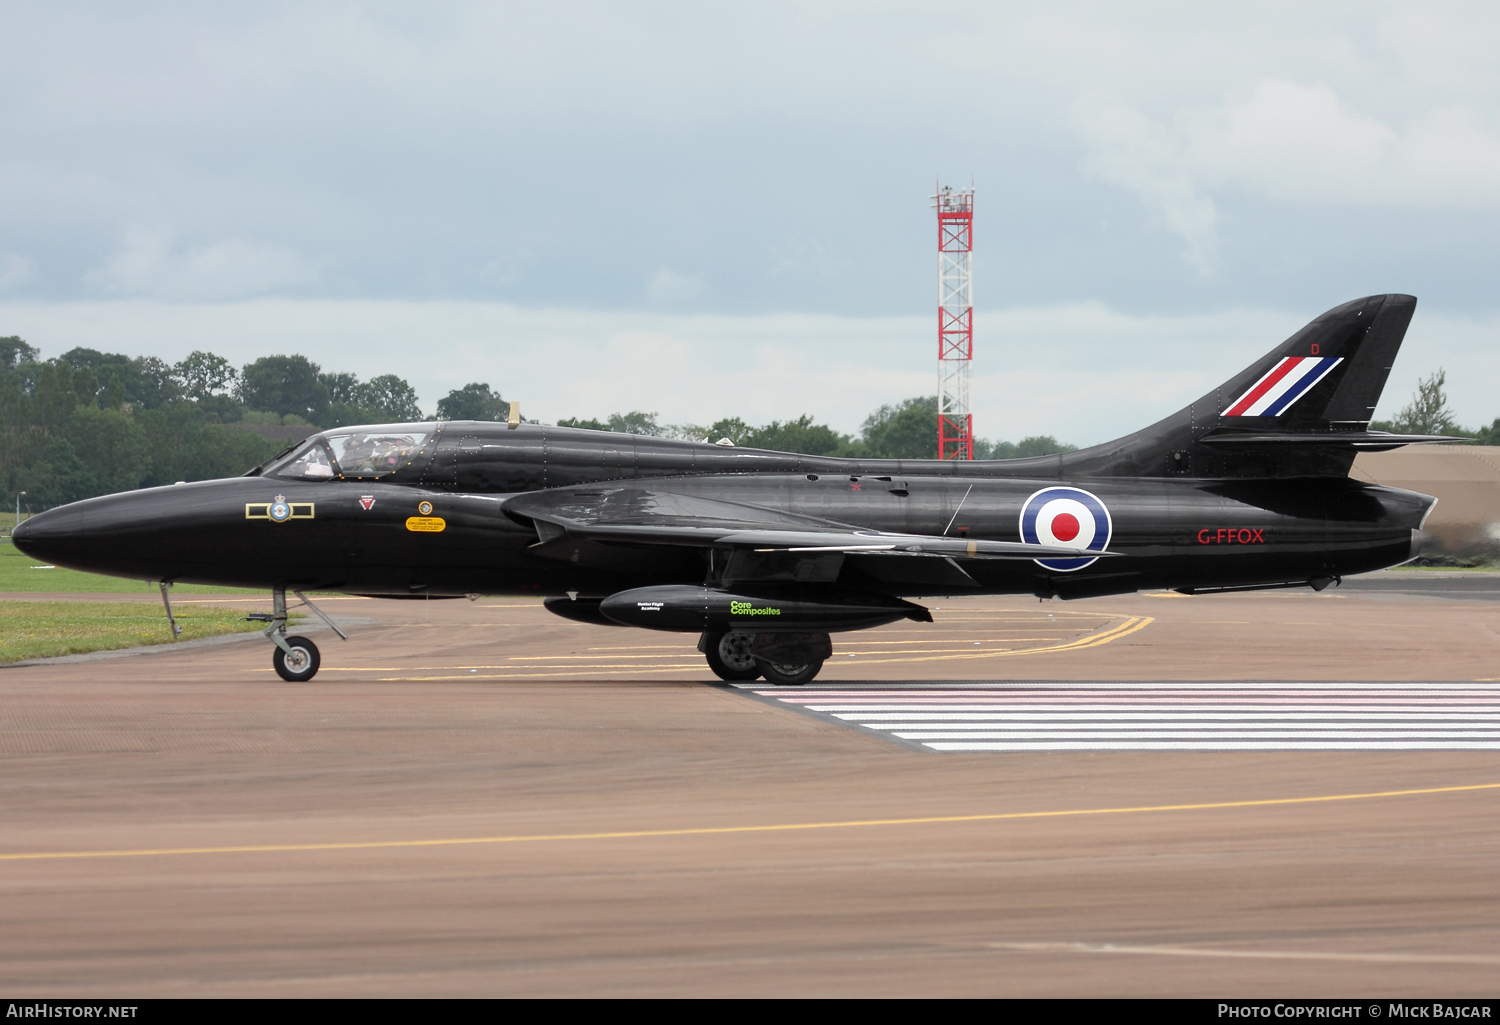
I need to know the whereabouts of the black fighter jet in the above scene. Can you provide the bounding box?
[14,294,1451,684]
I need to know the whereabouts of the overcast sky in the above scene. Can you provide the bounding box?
[2,2,1499,443]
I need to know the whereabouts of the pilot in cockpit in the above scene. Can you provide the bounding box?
[286,442,335,479]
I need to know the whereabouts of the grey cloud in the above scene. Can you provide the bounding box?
[1,3,1500,321]
[84,232,325,302]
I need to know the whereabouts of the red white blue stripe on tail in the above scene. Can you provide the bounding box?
[1221,356,1343,417]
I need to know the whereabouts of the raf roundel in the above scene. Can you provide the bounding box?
[1019,486,1112,572]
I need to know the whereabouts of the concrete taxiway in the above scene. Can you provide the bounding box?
[0,575,1498,996]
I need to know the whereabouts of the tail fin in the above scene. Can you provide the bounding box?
[1215,293,1414,426]
[1062,294,1446,479]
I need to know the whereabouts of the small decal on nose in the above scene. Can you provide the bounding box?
[406,500,445,531]
[359,496,375,510]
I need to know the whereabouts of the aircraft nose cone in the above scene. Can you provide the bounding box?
[11,504,88,566]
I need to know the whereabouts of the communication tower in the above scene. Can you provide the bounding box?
[933,183,974,459]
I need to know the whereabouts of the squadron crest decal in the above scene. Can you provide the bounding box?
[1019,487,1111,572]
[245,495,315,522]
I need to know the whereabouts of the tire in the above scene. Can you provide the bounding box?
[272,635,321,682]
[756,658,823,686]
[703,629,761,682]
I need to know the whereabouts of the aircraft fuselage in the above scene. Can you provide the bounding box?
[14,424,1432,601]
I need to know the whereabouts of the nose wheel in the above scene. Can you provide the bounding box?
[251,588,347,683]
[272,636,321,682]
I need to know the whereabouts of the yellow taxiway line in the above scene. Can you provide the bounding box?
[1,781,1494,863]
[352,615,1157,679]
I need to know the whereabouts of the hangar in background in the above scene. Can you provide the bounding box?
[1353,445,1500,563]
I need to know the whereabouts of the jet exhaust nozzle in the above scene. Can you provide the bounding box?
[597,584,928,633]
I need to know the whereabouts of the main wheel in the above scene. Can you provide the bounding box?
[703,630,761,682]
[756,659,823,686]
[272,635,321,682]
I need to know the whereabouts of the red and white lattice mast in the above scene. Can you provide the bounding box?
[933,182,974,459]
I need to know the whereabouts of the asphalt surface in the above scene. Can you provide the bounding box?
[1341,570,1500,601]
[1,578,1498,996]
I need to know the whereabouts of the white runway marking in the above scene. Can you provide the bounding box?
[737,683,1500,751]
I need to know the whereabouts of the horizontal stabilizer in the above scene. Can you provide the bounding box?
[1198,430,1466,451]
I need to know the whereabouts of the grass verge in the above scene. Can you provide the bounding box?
[0,601,284,663]
[0,540,258,594]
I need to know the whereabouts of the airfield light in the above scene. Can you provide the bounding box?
[932,182,975,460]
[14,491,24,531]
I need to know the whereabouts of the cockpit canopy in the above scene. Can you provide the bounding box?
[266,424,437,482]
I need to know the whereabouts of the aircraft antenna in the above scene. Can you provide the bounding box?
[932,181,974,459]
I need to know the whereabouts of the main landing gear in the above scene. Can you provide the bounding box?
[757,659,823,687]
[702,630,761,682]
[249,588,348,682]
[699,629,827,686]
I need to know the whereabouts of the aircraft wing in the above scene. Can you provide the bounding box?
[501,485,1111,563]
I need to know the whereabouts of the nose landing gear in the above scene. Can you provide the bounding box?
[250,588,347,682]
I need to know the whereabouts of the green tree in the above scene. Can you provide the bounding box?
[63,405,150,496]
[705,417,754,445]
[607,411,664,436]
[195,393,244,423]
[239,355,330,423]
[101,374,127,411]
[437,382,507,421]
[0,336,38,371]
[320,371,365,427]
[319,371,360,405]
[860,396,938,459]
[28,362,87,430]
[1014,435,1077,457]
[176,351,238,399]
[320,371,424,426]
[742,415,849,456]
[51,349,182,410]
[56,347,129,406]
[1389,369,1458,435]
[0,359,41,500]
[130,357,183,408]
[356,374,424,422]
[17,435,96,508]
[137,402,281,486]
[1472,418,1500,446]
